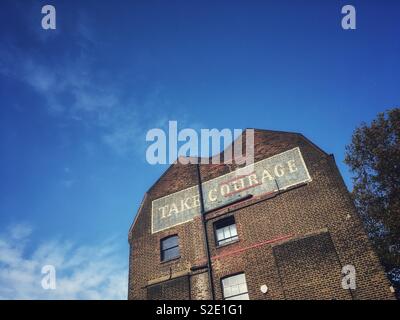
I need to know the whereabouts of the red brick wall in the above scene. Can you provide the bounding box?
[128,129,395,300]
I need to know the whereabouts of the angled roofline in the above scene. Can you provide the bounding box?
[128,192,148,243]
[249,128,329,157]
[145,128,328,195]
[128,128,330,241]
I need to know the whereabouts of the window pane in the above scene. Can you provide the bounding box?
[163,249,171,261]
[223,226,231,239]
[216,229,224,241]
[222,276,231,287]
[161,236,178,250]
[170,246,179,258]
[222,273,249,300]
[233,273,246,285]
[230,224,238,237]
[223,286,231,298]
[231,285,239,296]
[162,246,179,261]
[161,236,179,261]
[215,216,238,246]
[239,283,247,293]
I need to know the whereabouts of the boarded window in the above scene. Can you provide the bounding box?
[146,276,190,300]
[273,231,353,300]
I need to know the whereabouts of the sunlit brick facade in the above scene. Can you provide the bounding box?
[128,129,395,300]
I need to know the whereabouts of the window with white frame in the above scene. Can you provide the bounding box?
[214,216,238,246]
[222,273,249,300]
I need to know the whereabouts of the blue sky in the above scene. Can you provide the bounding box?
[0,0,399,299]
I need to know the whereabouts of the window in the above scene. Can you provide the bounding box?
[222,273,249,300]
[214,216,238,246]
[160,235,180,262]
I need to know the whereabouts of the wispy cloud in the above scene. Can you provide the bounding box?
[0,24,173,159]
[0,224,127,300]
[7,223,33,240]
[0,8,206,162]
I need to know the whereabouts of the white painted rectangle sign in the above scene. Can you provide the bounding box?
[151,147,312,233]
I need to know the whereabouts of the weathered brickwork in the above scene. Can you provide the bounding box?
[128,129,395,300]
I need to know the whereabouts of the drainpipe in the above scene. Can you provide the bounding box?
[196,163,216,300]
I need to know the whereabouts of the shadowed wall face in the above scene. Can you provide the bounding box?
[273,232,352,300]
[147,276,191,300]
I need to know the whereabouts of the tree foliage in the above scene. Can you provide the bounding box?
[345,108,400,297]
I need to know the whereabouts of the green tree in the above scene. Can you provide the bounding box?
[345,108,400,298]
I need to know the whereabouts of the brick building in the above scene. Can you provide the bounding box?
[128,129,395,300]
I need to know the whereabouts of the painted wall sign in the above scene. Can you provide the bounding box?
[151,147,312,233]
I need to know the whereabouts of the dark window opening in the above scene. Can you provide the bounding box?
[160,235,180,262]
[214,215,238,247]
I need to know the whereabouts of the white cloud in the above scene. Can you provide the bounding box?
[0,224,128,300]
[8,223,33,240]
[0,17,204,161]
[0,44,171,158]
